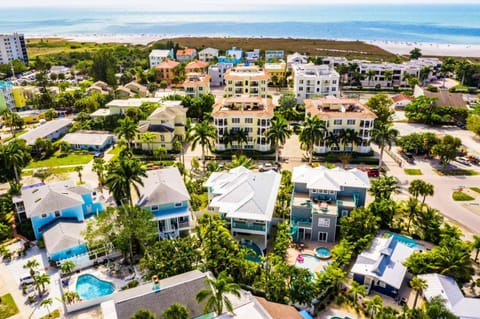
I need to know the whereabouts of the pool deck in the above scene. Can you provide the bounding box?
[287,241,334,274]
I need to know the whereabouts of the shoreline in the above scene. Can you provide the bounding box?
[26,34,480,58]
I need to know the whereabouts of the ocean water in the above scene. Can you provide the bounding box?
[1,4,480,44]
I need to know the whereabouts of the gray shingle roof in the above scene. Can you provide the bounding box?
[137,167,190,207]
[113,270,209,319]
[62,131,113,146]
[20,119,73,145]
[43,221,86,255]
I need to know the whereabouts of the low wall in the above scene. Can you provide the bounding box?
[65,293,114,313]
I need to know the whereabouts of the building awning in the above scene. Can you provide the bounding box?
[300,310,313,319]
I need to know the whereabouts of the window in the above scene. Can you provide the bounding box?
[318,218,330,228]
[341,209,349,217]
[245,118,253,124]
[54,211,61,217]
[151,206,158,211]
[312,189,317,193]
[377,281,386,288]
[41,213,47,218]
[347,119,355,125]
[175,202,182,207]
[333,119,342,125]
[232,118,240,124]
[318,232,328,242]
[299,86,303,91]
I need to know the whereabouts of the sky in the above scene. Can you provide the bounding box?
[4,0,480,9]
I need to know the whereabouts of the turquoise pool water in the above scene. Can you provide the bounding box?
[315,247,332,259]
[295,254,321,273]
[76,274,114,300]
[387,232,424,250]
[240,241,263,263]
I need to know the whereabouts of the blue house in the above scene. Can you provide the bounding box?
[137,167,192,240]
[290,165,370,242]
[218,47,243,65]
[62,130,114,151]
[13,182,103,261]
[351,236,415,298]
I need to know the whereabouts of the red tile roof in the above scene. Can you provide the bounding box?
[185,60,209,70]
[155,60,180,69]
[392,94,413,103]
[177,48,196,56]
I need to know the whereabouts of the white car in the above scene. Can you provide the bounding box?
[456,157,471,166]
[258,163,278,172]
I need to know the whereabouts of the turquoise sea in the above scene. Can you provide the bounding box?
[1,4,480,44]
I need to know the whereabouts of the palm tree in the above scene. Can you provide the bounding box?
[383,70,394,87]
[105,157,146,205]
[40,298,53,316]
[299,116,326,164]
[196,272,241,316]
[162,303,190,319]
[24,259,39,277]
[227,155,255,169]
[410,276,428,309]
[62,291,80,304]
[366,69,376,87]
[408,179,434,204]
[326,131,341,152]
[3,139,31,183]
[140,132,157,153]
[403,198,422,234]
[189,120,217,172]
[115,117,139,149]
[74,166,83,184]
[221,130,234,150]
[60,260,76,276]
[92,157,106,191]
[339,128,362,152]
[34,273,50,296]
[455,60,470,85]
[419,66,432,86]
[408,77,420,89]
[472,235,480,262]
[130,309,157,319]
[365,295,383,318]
[348,280,366,308]
[369,175,400,201]
[233,128,248,152]
[265,116,292,163]
[370,124,399,168]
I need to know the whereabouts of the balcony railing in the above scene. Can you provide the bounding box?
[291,217,312,227]
[232,221,266,232]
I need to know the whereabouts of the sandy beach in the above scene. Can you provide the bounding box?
[27,34,480,58]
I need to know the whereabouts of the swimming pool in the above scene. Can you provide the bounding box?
[240,241,263,263]
[76,274,115,300]
[315,247,332,259]
[295,254,321,274]
[386,232,424,250]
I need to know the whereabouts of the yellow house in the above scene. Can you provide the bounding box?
[17,110,46,124]
[264,61,287,84]
[304,97,376,154]
[183,73,210,97]
[12,87,26,108]
[212,96,274,152]
[224,66,269,98]
[133,101,187,151]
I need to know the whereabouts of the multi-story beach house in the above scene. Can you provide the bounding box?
[12,181,104,262]
[208,62,234,87]
[0,81,15,110]
[212,97,273,151]
[176,48,197,62]
[245,49,260,63]
[149,49,174,68]
[198,47,219,62]
[204,166,281,248]
[224,65,269,98]
[219,47,243,65]
[0,33,28,65]
[290,165,370,242]
[304,97,377,153]
[133,100,188,151]
[292,64,340,102]
[138,167,192,240]
[184,60,209,74]
[351,235,415,298]
[183,73,210,97]
[287,52,308,69]
[265,50,284,62]
[155,60,180,85]
[264,61,287,84]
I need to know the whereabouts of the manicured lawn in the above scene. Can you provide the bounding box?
[404,168,422,175]
[0,293,20,319]
[452,191,475,201]
[434,168,479,176]
[26,153,93,169]
[3,129,28,143]
[22,166,78,176]
[470,187,480,194]
[39,309,60,319]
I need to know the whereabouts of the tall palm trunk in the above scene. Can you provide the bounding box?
[275,141,279,163]
[379,144,385,168]
[309,146,313,165]
[201,145,206,172]
[413,291,420,309]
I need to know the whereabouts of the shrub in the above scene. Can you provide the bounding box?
[121,279,139,290]
[470,187,480,194]
[452,191,475,201]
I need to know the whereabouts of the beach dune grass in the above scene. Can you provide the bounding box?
[0,293,20,319]
[452,191,475,201]
[26,153,93,169]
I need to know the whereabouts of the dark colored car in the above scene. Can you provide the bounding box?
[367,168,380,177]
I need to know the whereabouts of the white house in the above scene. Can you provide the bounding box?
[198,47,219,62]
[287,52,308,68]
[293,64,340,103]
[149,49,174,68]
[204,166,281,249]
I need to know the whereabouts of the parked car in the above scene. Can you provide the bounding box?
[401,152,415,164]
[19,271,39,286]
[259,163,278,172]
[456,157,471,166]
[367,168,380,177]
[93,151,104,158]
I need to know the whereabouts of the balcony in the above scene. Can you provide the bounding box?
[232,221,266,232]
[291,217,312,228]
